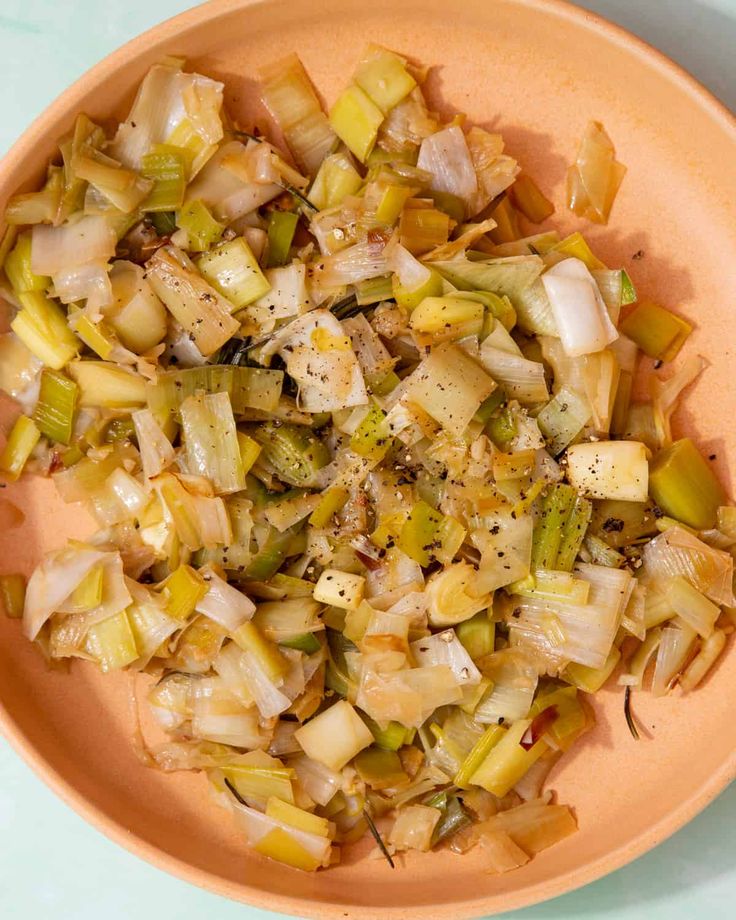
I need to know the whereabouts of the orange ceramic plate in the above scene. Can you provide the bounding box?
[1,1,735,917]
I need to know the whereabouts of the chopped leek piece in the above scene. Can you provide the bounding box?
[359,712,410,752]
[566,441,649,502]
[353,45,416,114]
[620,301,691,363]
[252,826,324,871]
[537,386,591,456]
[141,144,188,211]
[489,198,521,244]
[355,275,394,305]
[196,238,271,309]
[456,611,495,661]
[492,449,536,482]
[147,365,283,423]
[350,403,391,461]
[75,316,116,360]
[223,766,295,806]
[375,184,414,225]
[399,206,451,255]
[180,392,245,494]
[146,246,240,356]
[410,295,484,346]
[253,422,329,488]
[532,484,576,570]
[265,797,330,837]
[509,174,554,223]
[0,416,40,480]
[67,361,146,408]
[4,231,49,294]
[354,748,408,790]
[551,231,605,270]
[665,576,719,639]
[84,611,138,672]
[454,723,505,789]
[391,267,444,311]
[564,645,621,693]
[309,487,349,528]
[176,199,224,252]
[556,494,593,572]
[397,500,466,567]
[0,573,26,619]
[266,210,299,268]
[308,153,362,211]
[232,620,288,681]
[468,719,547,796]
[71,564,104,611]
[11,292,79,370]
[313,569,365,611]
[294,700,373,770]
[329,85,384,164]
[649,438,726,529]
[259,53,337,175]
[406,343,496,438]
[5,166,63,225]
[279,632,321,654]
[161,564,208,622]
[621,270,637,305]
[33,369,78,445]
[237,432,262,476]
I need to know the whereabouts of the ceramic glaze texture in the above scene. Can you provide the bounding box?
[0,1,735,917]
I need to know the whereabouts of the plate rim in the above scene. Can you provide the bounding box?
[1,0,735,916]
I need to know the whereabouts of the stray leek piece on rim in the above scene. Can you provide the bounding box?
[567,121,626,224]
[0,416,41,480]
[32,369,78,445]
[649,438,726,529]
[0,573,26,619]
[620,301,691,363]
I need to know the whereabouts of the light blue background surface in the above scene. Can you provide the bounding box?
[1,1,735,917]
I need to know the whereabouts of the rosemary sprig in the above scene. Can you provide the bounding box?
[363,808,395,869]
[624,685,640,740]
[224,776,249,807]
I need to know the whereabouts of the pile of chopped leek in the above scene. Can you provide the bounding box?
[0,46,733,876]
